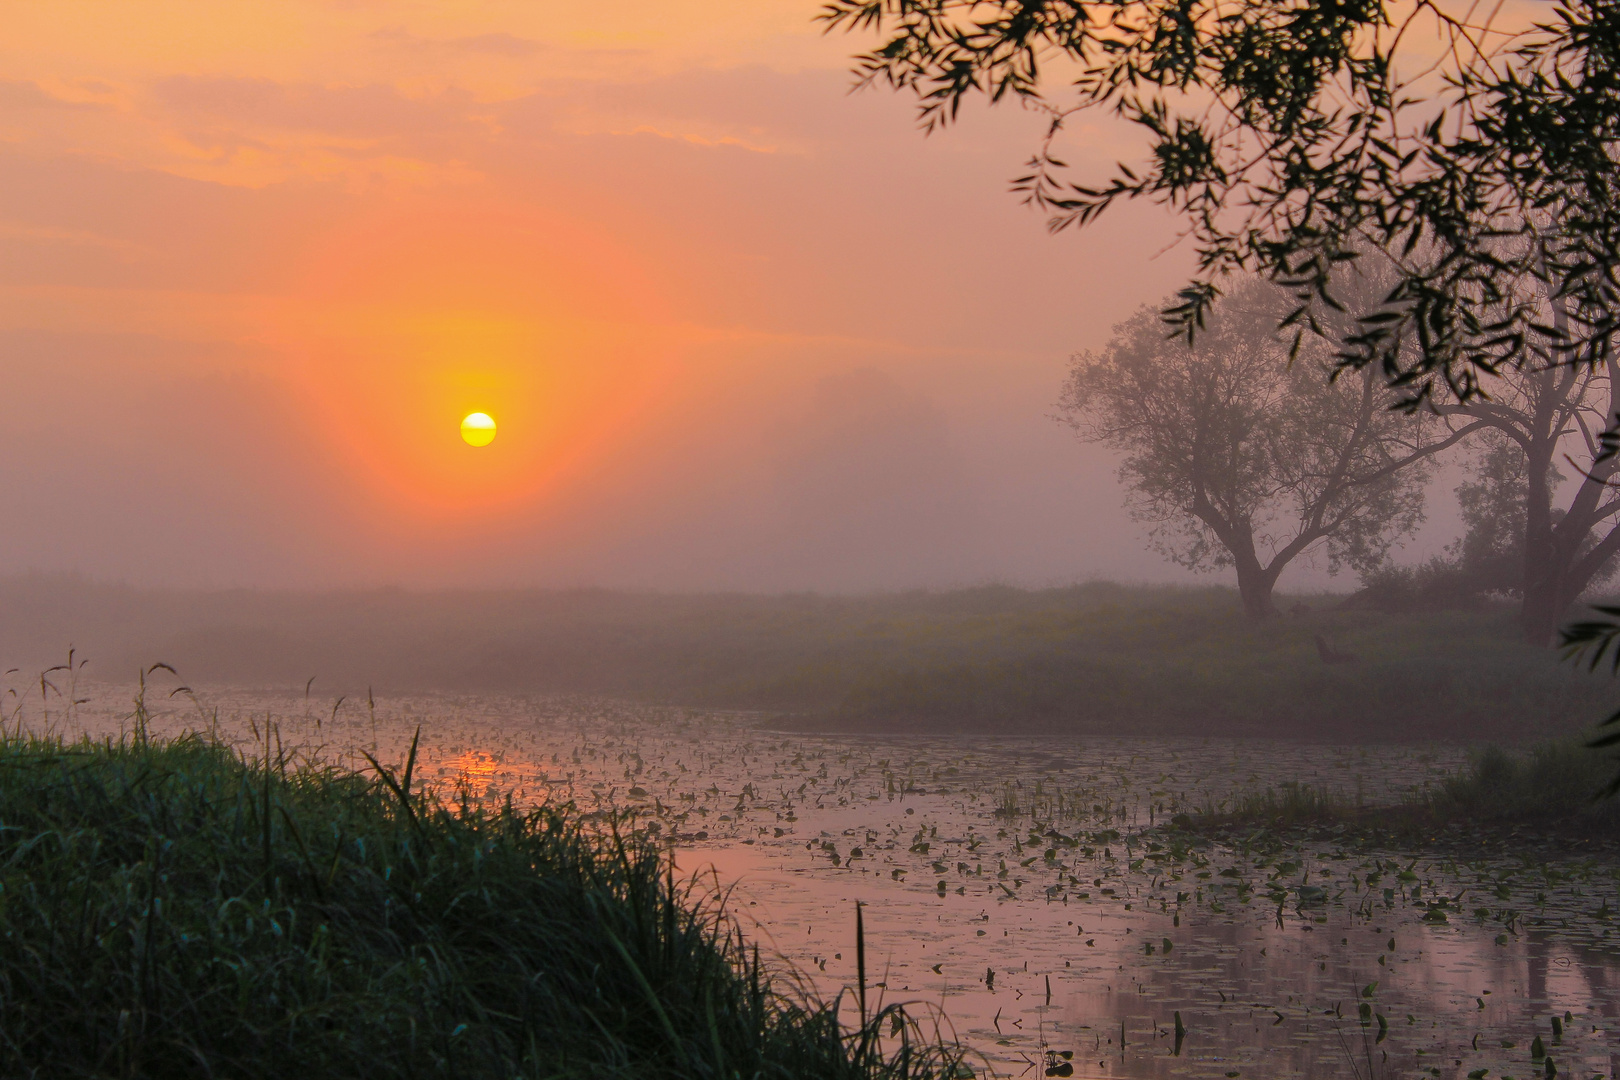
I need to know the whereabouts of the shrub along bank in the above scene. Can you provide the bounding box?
[1190,738,1620,837]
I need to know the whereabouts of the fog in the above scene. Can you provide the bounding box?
[1,12,1610,1079]
[0,4,1473,602]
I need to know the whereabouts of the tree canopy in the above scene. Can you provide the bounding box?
[824,0,1620,403]
[1059,278,1481,617]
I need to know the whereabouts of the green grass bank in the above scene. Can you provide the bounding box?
[0,732,960,1079]
[5,577,1615,740]
[794,588,1616,742]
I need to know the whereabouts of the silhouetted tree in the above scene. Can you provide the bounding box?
[1059,279,1483,618]
[1440,353,1620,644]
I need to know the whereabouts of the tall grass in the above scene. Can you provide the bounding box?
[1215,782,1358,826]
[1197,740,1620,832]
[0,730,963,1079]
[1435,740,1620,825]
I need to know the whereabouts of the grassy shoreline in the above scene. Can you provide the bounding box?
[0,731,962,1079]
[7,578,1616,742]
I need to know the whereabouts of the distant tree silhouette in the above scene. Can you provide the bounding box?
[1059,278,1483,618]
[1451,434,1545,599]
[1438,340,1620,644]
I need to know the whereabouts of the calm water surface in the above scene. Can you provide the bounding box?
[43,681,1620,1079]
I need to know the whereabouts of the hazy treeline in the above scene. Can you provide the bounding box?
[4,575,1609,743]
[1062,274,1620,641]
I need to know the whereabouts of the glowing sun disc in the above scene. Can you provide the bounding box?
[461,412,496,446]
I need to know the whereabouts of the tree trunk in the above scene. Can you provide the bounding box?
[1519,573,1566,647]
[1520,512,1620,646]
[1233,551,1280,620]
[1518,420,1564,645]
[1520,354,1620,645]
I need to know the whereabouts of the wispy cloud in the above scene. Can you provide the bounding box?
[0,80,109,111]
[369,27,550,58]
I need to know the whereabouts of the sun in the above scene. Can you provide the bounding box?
[460,412,496,447]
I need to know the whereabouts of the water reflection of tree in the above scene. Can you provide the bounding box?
[1519,930,1618,1022]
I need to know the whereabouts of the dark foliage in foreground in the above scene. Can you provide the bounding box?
[1561,606,1620,795]
[825,0,1620,404]
[0,733,961,1079]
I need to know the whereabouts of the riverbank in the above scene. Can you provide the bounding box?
[9,691,1615,1079]
[0,730,961,1078]
[5,577,1613,742]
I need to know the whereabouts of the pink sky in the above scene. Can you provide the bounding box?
[2,1,1447,591]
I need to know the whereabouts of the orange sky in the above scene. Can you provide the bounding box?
[0,0,1340,590]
